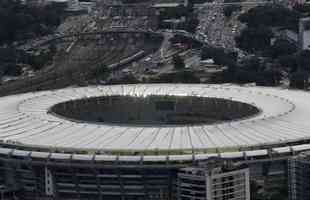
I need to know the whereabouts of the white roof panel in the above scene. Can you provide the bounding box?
[50,153,71,160]
[245,150,268,157]
[292,144,310,152]
[30,151,50,158]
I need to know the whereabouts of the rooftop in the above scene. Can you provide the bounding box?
[152,3,181,8]
[0,83,306,158]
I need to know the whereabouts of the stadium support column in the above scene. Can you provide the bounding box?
[72,168,81,199]
[141,169,149,199]
[206,174,211,200]
[120,171,125,200]
[288,158,297,200]
[94,167,102,200]
[245,168,251,200]
[45,167,54,197]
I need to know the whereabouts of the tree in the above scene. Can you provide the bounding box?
[289,70,308,89]
[201,46,213,60]
[148,71,200,83]
[241,56,262,72]
[201,46,237,67]
[174,71,200,83]
[235,25,274,53]
[297,50,310,71]
[28,50,52,71]
[0,63,22,76]
[48,43,57,58]
[108,74,140,84]
[214,54,283,86]
[238,5,301,31]
[270,39,297,58]
[185,14,199,33]
[173,54,185,70]
[223,5,241,18]
[250,180,264,200]
[294,3,310,16]
[186,0,194,13]
[256,68,282,86]
[0,0,65,45]
[278,54,298,72]
[234,69,257,84]
[91,64,109,79]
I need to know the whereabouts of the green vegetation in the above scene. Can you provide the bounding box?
[29,46,57,71]
[91,64,110,80]
[173,54,185,70]
[108,74,141,84]
[0,44,56,79]
[289,70,308,89]
[277,50,310,89]
[0,0,65,81]
[292,4,310,17]
[297,49,310,71]
[251,179,288,200]
[236,5,300,54]
[148,71,200,83]
[231,4,310,89]
[202,45,282,86]
[235,25,274,53]
[235,57,282,86]
[185,14,200,33]
[223,5,241,18]
[269,39,297,59]
[201,45,237,67]
[0,0,65,45]
[223,0,242,18]
[238,5,301,31]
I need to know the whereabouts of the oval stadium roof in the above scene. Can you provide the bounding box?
[0,84,309,161]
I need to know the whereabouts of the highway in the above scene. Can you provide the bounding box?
[195,1,271,8]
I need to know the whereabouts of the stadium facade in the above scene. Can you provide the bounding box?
[178,163,250,200]
[0,84,310,199]
[289,151,310,200]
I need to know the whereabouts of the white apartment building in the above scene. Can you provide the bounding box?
[299,17,310,50]
[178,164,250,200]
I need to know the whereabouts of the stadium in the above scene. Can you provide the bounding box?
[1,83,310,199]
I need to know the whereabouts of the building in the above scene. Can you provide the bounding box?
[1,84,310,199]
[289,151,310,200]
[23,0,45,6]
[23,0,92,13]
[299,17,310,50]
[288,0,305,8]
[152,0,188,26]
[24,0,69,7]
[152,0,189,8]
[178,162,250,200]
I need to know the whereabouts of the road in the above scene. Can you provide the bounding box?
[196,0,263,51]
[197,0,233,49]
[195,1,271,8]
